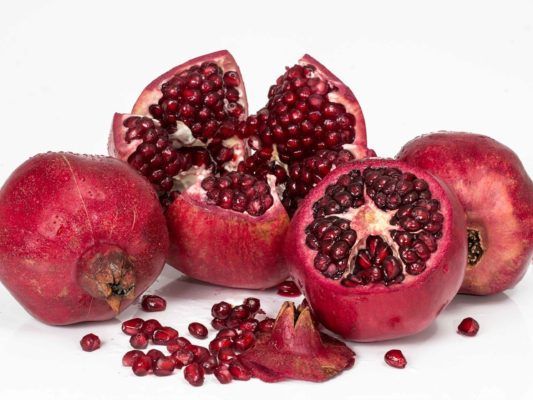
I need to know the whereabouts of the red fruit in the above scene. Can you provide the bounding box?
[457,317,480,336]
[397,132,533,295]
[277,280,302,297]
[167,337,191,353]
[214,365,233,384]
[152,326,178,345]
[211,318,227,330]
[239,302,354,382]
[209,337,233,353]
[188,322,208,339]
[146,349,165,365]
[154,356,176,376]
[211,301,232,319]
[132,355,152,376]
[201,355,218,374]
[190,346,211,363]
[217,347,237,363]
[230,305,250,320]
[171,349,195,368]
[183,363,205,386]
[141,319,162,336]
[216,328,238,339]
[284,159,467,341]
[239,319,259,332]
[0,153,168,324]
[257,318,275,333]
[384,349,407,369]
[228,361,252,381]
[122,350,144,367]
[141,295,166,312]
[233,331,255,352]
[122,318,144,335]
[242,297,261,314]
[80,333,100,352]
[130,333,148,349]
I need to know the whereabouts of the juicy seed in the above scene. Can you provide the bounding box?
[122,318,145,336]
[457,317,480,336]
[184,363,205,386]
[154,356,176,376]
[277,280,302,297]
[384,349,407,369]
[228,361,252,380]
[122,350,145,367]
[211,301,232,320]
[132,355,152,376]
[129,333,148,349]
[188,322,208,339]
[80,333,101,352]
[141,294,166,312]
[214,365,233,384]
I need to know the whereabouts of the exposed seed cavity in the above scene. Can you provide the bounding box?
[467,229,484,266]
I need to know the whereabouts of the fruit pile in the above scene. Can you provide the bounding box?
[0,50,531,385]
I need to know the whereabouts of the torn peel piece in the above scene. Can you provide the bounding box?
[238,301,355,382]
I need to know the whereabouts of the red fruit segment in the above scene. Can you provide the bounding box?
[214,365,233,384]
[212,301,232,319]
[130,333,148,349]
[122,318,144,335]
[152,327,178,345]
[188,322,208,339]
[398,132,533,295]
[238,302,355,383]
[80,333,101,352]
[384,349,407,369]
[457,317,479,336]
[132,355,152,376]
[154,356,176,376]
[122,350,144,367]
[285,159,467,341]
[277,280,302,297]
[141,295,166,312]
[184,363,205,386]
[228,361,252,381]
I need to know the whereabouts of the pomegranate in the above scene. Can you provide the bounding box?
[397,132,533,295]
[109,51,374,289]
[285,159,467,341]
[0,153,168,325]
[238,302,355,382]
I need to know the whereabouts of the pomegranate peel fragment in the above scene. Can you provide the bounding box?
[238,302,355,382]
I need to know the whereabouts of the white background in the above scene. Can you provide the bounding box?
[0,0,532,399]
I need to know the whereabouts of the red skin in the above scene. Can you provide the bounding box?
[398,132,533,295]
[0,153,168,325]
[166,179,290,289]
[285,159,467,342]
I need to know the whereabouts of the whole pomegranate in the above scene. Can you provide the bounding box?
[397,132,533,295]
[0,153,168,325]
[285,159,467,341]
[109,50,373,289]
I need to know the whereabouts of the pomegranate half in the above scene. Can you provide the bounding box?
[109,50,373,289]
[398,131,533,295]
[0,153,168,325]
[285,159,467,341]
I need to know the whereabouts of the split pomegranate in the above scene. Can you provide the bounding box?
[109,51,374,289]
[384,350,407,369]
[80,333,101,352]
[285,159,467,341]
[0,153,168,325]
[457,317,479,336]
[397,132,533,295]
[238,302,355,382]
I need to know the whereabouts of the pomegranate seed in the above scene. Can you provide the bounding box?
[211,301,232,319]
[121,318,144,335]
[171,349,195,368]
[184,363,205,386]
[230,305,250,320]
[191,345,211,363]
[80,333,100,352]
[384,349,407,369]
[214,365,233,384]
[217,328,238,339]
[141,294,166,312]
[188,322,208,339]
[228,361,252,380]
[141,319,162,336]
[146,349,164,365]
[277,280,302,297]
[201,355,218,374]
[132,355,152,376]
[217,347,237,363]
[225,317,242,329]
[211,318,227,330]
[242,297,261,314]
[152,326,178,345]
[457,317,480,336]
[258,318,275,333]
[167,337,191,353]
[130,333,148,349]
[234,331,255,352]
[122,350,144,367]
[209,337,233,353]
[239,318,259,332]
[154,356,176,376]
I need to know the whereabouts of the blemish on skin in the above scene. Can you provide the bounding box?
[388,316,401,328]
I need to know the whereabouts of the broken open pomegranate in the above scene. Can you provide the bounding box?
[285,159,467,341]
[109,50,373,289]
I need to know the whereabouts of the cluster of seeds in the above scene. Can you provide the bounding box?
[467,229,484,266]
[118,295,275,386]
[201,172,274,216]
[305,166,445,286]
[247,64,357,164]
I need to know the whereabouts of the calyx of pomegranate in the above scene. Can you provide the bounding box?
[78,244,136,313]
[238,301,355,382]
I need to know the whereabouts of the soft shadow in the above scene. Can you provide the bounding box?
[443,292,511,314]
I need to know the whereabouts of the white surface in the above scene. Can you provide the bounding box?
[0,0,532,399]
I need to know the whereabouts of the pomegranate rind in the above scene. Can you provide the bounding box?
[299,54,373,159]
[0,153,169,325]
[108,112,147,161]
[285,158,467,341]
[166,178,290,289]
[397,131,533,295]
[132,50,248,121]
[238,302,355,382]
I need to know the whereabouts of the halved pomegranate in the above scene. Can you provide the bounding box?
[285,159,467,341]
[109,51,373,289]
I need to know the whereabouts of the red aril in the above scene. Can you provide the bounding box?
[80,333,101,352]
[141,294,166,312]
